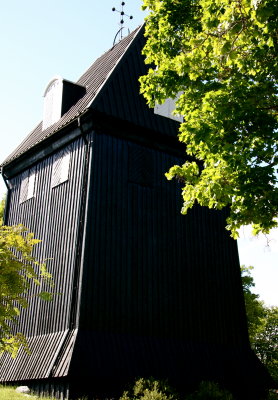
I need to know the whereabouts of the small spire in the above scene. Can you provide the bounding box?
[112,2,133,45]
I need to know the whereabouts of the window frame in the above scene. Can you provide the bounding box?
[19,167,37,204]
[51,147,71,188]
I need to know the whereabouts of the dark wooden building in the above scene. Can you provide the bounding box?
[0,26,270,399]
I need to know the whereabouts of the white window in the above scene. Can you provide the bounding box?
[42,77,63,130]
[19,168,36,203]
[51,148,71,188]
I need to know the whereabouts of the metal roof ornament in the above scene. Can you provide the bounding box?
[112,2,133,46]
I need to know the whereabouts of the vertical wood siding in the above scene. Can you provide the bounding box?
[79,132,247,345]
[6,137,87,336]
[0,136,89,382]
[63,131,258,395]
[0,129,264,396]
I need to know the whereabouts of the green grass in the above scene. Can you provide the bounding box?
[0,385,38,399]
[0,385,63,400]
[0,385,88,400]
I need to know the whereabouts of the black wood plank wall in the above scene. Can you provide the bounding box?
[4,137,87,337]
[79,132,248,346]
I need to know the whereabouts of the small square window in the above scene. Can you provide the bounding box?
[19,168,36,203]
[51,148,71,188]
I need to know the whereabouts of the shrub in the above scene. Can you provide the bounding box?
[120,377,177,400]
[185,381,234,400]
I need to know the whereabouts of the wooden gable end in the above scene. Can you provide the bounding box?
[91,28,179,139]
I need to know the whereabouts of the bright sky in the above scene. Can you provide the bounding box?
[0,1,277,306]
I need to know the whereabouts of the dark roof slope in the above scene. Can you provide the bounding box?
[2,25,142,166]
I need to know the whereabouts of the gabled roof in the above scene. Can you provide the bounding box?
[2,25,143,167]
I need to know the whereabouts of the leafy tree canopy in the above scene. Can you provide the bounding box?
[0,198,52,357]
[241,266,278,384]
[241,265,265,342]
[140,0,278,238]
[254,306,278,384]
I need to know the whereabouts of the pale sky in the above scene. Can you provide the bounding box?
[0,1,277,306]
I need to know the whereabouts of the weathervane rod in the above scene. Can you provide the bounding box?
[112,2,133,45]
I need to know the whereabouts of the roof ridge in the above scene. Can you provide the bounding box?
[77,25,142,89]
[1,25,144,167]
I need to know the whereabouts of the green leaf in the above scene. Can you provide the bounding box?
[141,0,278,238]
[0,221,53,357]
[221,41,232,54]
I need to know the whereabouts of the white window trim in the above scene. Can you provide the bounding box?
[19,168,36,204]
[51,148,71,188]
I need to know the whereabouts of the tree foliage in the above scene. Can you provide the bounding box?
[241,266,278,384]
[120,379,235,400]
[120,378,177,400]
[185,381,234,400]
[254,307,278,384]
[0,196,5,226]
[140,0,278,238]
[0,198,52,357]
[241,265,265,341]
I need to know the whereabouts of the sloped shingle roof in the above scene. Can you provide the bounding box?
[2,25,142,167]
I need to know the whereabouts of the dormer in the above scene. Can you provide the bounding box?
[42,76,86,130]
